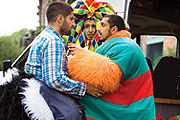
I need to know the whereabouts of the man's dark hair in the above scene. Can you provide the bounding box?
[46,2,73,23]
[104,15,125,31]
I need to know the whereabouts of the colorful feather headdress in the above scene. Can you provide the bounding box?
[63,0,116,54]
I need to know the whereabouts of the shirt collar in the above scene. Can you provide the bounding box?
[46,26,61,39]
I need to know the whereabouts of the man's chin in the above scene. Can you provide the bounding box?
[87,37,93,40]
[99,37,105,41]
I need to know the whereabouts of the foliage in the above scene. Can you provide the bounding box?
[0,29,29,71]
[152,56,162,70]
[164,48,176,57]
[152,48,176,69]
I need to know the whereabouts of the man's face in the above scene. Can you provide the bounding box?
[61,13,75,36]
[84,19,96,40]
[97,17,112,41]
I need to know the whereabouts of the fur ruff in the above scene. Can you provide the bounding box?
[0,68,54,120]
[20,78,54,120]
[67,49,122,93]
[0,67,19,86]
[105,30,131,42]
[0,68,30,120]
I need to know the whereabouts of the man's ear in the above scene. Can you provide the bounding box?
[111,26,118,34]
[57,14,64,24]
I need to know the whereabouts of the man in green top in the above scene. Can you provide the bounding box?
[69,14,156,120]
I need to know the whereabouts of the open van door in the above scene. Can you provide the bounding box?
[132,33,180,119]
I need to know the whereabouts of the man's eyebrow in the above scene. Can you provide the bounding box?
[84,24,90,27]
[101,22,105,25]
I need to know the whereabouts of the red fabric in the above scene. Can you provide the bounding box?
[77,30,82,37]
[84,38,87,44]
[101,70,154,105]
[93,2,107,8]
[94,33,99,42]
[86,118,95,120]
[88,41,91,49]
[80,5,86,9]
[169,118,179,120]
[155,113,165,120]
[85,0,94,7]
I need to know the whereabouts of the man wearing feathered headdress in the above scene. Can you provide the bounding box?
[63,0,116,54]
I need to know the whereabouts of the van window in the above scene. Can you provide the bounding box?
[139,35,177,69]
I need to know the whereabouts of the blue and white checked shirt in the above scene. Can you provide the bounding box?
[25,26,86,96]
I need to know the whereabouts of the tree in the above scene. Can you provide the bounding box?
[0,29,29,70]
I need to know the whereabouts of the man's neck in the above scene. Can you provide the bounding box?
[48,24,62,37]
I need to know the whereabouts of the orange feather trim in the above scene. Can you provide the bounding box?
[105,30,131,42]
[67,49,122,93]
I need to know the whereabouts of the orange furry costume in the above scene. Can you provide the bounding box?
[67,48,122,93]
[67,30,130,93]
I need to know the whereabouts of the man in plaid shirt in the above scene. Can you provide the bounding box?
[25,2,103,120]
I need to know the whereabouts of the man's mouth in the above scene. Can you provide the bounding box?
[88,34,94,36]
[88,34,94,38]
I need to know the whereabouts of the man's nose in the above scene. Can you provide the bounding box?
[89,26,93,32]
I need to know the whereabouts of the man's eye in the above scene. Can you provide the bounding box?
[101,23,105,27]
[85,25,89,28]
[92,25,96,28]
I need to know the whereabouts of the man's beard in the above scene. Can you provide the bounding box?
[62,29,71,36]
[60,21,71,36]
[99,39,105,42]
[99,30,111,42]
[99,34,111,42]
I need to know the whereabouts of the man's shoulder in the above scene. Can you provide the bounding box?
[41,29,57,39]
[112,37,137,47]
[36,29,62,43]
[103,37,131,47]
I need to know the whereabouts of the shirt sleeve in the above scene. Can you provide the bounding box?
[105,43,134,80]
[42,38,86,97]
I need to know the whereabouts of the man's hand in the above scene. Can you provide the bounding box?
[86,84,105,97]
[68,43,81,55]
